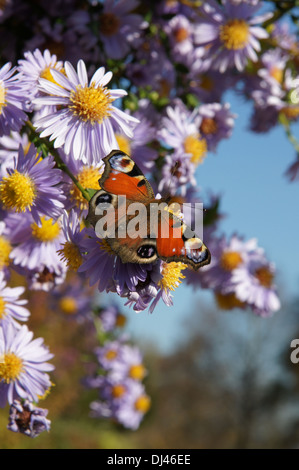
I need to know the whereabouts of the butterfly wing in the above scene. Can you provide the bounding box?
[99,150,155,202]
[156,209,211,270]
[88,150,210,269]
[88,190,159,264]
[87,150,158,264]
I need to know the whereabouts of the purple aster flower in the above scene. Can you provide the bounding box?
[248,49,287,111]
[99,304,127,332]
[197,102,236,151]
[17,48,64,106]
[257,49,288,89]
[250,66,299,129]
[7,399,51,438]
[51,277,93,323]
[158,153,196,197]
[113,379,151,430]
[95,339,126,371]
[6,212,67,273]
[231,257,281,317]
[57,209,86,271]
[147,260,187,313]
[0,272,30,327]
[34,60,139,163]
[196,234,263,292]
[107,343,147,382]
[0,322,54,407]
[25,264,67,292]
[270,21,297,52]
[78,228,160,309]
[78,228,116,292]
[97,0,147,60]
[158,103,208,167]
[0,62,28,137]
[0,144,65,223]
[164,14,195,62]
[194,0,271,72]
[90,377,150,430]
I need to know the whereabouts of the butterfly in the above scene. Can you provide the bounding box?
[87,150,211,271]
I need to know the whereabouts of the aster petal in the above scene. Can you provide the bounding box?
[64,61,80,86]
[98,71,113,87]
[90,67,105,86]
[77,59,88,87]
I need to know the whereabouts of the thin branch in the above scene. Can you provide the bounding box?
[279,113,299,154]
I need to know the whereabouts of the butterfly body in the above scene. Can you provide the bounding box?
[87,150,211,270]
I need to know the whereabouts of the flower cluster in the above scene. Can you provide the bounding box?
[186,234,280,317]
[0,0,297,437]
[85,306,150,430]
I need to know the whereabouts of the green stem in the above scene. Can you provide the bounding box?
[279,113,299,154]
[25,120,91,202]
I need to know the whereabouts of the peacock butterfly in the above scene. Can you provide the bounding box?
[87,150,211,270]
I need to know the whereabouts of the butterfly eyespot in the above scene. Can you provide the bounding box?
[137,244,157,259]
[95,193,112,205]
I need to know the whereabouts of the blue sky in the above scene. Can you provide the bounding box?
[106,90,299,355]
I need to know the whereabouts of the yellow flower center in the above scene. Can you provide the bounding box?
[174,27,189,43]
[69,83,114,124]
[129,364,146,381]
[99,12,120,37]
[105,349,118,361]
[184,134,207,165]
[200,117,218,135]
[111,384,126,398]
[215,292,245,310]
[0,352,23,383]
[0,235,11,269]
[220,251,243,271]
[280,106,299,120]
[270,67,283,84]
[40,65,65,87]
[99,239,115,256]
[0,171,36,212]
[59,296,78,315]
[254,266,274,288]
[0,295,6,319]
[70,166,102,211]
[158,261,187,292]
[135,395,151,414]
[58,241,82,271]
[115,313,126,328]
[31,217,60,243]
[115,134,131,156]
[0,82,6,114]
[219,19,250,50]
